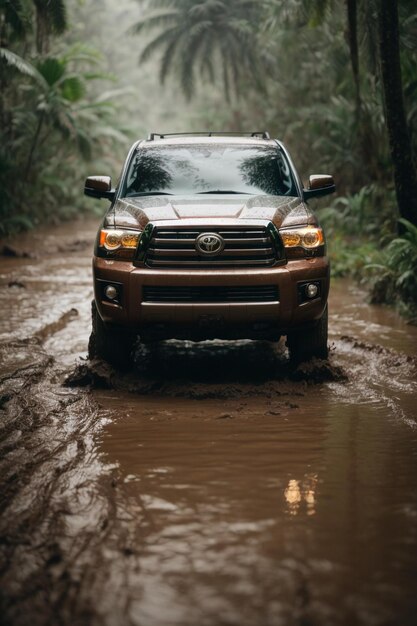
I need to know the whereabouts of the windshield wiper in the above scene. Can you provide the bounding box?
[127,190,251,196]
[128,191,173,196]
[197,190,250,195]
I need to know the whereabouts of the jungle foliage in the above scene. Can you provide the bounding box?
[0,0,128,234]
[135,0,417,316]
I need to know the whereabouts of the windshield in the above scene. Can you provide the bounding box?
[122,144,297,197]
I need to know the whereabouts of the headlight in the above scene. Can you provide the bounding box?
[280,226,324,249]
[98,228,142,258]
[99,229,141,250]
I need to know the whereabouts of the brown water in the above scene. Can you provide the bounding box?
[94,326,417,626]
[1,219,417,626]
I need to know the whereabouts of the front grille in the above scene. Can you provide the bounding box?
[143,285,279,303]
[145,226,278,268]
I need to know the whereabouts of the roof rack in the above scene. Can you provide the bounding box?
[147,131,271,141]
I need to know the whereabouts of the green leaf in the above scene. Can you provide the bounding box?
[37,57,65,86]
[60,76,85,102]
[0,48,47,88]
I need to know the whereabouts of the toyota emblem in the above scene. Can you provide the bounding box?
[195,233,225,256]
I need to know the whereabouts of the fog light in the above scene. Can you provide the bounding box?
[104,285,118,300]
[306,283,319,299]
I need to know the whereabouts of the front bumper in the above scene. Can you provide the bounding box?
[93,256,330,340]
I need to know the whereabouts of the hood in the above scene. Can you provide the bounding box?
[106,194,316,230]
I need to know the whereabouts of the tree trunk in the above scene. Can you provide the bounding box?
[24,111,45,182]
[346,0,361,112]
[35,7,49,55]
[378,0,417,227]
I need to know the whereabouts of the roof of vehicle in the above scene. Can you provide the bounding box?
[139,132,278,148]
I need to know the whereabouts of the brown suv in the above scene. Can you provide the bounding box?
[85,132,335,368]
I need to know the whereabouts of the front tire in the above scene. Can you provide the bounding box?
[287,305,328,364]
[88,301,133,369]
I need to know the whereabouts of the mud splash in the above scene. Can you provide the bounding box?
[66,342,347,399]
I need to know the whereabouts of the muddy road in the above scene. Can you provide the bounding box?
[1,219,417,626]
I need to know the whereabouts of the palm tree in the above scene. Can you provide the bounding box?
[1,44,124,181]
[21,50,125,181]
[132,0,268,100]
[0,0,129,234]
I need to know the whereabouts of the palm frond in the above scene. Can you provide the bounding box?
[199,37,215,83]
[83,71,117,83]
[130,9,179,35]
[94,87,136,103]
[140,27,182,63]
[180,27,212,97]
[187,20,214,40]
[159,36,182,84]
[75,128,93,160]
[61,43,102,66]
[93,127,129,143]
[0,48,47,88]
[189,1,227,19]
[398,218,417,243]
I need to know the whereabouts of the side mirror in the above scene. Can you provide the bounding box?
[84,175,115,201]
[303,175,335,200]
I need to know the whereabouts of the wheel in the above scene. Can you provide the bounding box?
[88,301,134,369]
[286,305,328,364]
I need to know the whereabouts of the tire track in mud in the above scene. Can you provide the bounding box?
[335,335,417,428]
[34,308,79,342]
[0,326,132,625]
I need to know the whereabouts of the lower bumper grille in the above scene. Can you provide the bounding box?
[143,285,279,303]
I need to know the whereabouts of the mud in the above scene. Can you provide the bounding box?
[1,219,417,626]
[66,346,347,397]
[0,339,116,626]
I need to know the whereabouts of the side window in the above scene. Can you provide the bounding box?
[125,154,140,191]
[276,153,293,194]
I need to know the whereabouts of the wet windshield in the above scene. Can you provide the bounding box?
[122,144,297,197]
